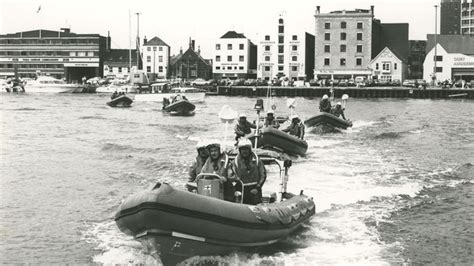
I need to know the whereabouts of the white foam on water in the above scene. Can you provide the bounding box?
[305,138,345,148]
[408,129,425,134]
[352,120,378,129]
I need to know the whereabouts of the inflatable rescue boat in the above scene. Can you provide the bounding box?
[163,99,196,115]
[249,127,308,156]
[106,95,133,107]
[304,112,352,130]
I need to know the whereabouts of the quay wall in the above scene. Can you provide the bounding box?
[213,86,474,99]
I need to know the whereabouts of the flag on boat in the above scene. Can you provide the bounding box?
[36,5,41,13]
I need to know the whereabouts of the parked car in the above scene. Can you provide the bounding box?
[192,78,210,86]
[256,79,268,86]
[402,79,416,88]
[355,76,366,87]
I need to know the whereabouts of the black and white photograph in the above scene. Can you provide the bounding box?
[1,0,473,264]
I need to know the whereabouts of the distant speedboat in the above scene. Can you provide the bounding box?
[135,86,206,103]
[96,84,137,94]
[24,76,82,93]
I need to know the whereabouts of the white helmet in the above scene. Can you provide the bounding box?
[196,140,208,150]
[267,110,274,115]
[322,95,329,99]
[336,102,342,106]
[237,138,252,149]
[239,113,247,118]
[206,140,221,150]
[291,114,299,120]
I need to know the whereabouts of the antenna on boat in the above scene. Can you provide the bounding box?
[254,99,264,149]
[341,94,349,109]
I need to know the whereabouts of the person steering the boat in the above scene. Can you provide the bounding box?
[234,113,256,141]
[200,141,234,201]
[186,140,210,191]
[228,139,266,205]
[111,90,119,100]
[331,102,347,120]
[319,94,332,113]
[282,115,305,140]
[264,111,280,129]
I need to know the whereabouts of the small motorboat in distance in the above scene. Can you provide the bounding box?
[106,94,133,107]
[24,76,82,93]
[304,112,352,130]
[115,155,315,265]
[162,97,196,116]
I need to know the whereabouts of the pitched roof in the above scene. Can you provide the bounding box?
[426,34,474,55]
[220,31,247,39]
[144,36,169,47]
[103,49,138,66]
[170,47,212,67]
[370,46,407,64]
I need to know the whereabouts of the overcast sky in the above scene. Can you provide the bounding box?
[1,0,440,58]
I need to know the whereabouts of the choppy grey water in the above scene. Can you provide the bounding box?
[1,93,473,264]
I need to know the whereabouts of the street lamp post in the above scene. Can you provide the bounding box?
[433,5,438,87]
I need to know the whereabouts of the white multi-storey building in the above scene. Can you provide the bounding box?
[461,0,474,35]
[142,36,170,79]
[257,16,315,81]
[213,31,257,79]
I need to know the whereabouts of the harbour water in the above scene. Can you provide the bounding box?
[1,93,473,264]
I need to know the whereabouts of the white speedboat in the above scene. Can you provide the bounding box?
[96,84,137,94]
[24,76,82,93]
[134,87,206,103]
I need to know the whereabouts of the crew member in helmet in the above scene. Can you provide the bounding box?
[228,139,266,205]
[331,102,347,120]
[319,94,332,113]
[264,110,280,129]
[282,114,305,139]
[186,140,210,191]
[234,113,256,141]
[200,141,233,201]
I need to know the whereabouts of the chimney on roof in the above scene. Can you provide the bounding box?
[180,47,183,54]
[197,46,200,55]
[106,31,111,52]
[316,6,320,14]
[143,36,147,45]
[192,40,195,51]
[370,5,374,14]
[60,27,70,33]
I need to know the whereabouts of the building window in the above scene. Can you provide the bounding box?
[265,45,270,51]
[278,36,284,43]
[394,63,398,70]
[278,45,284,53]
[278,25,284,33]
[382,62,390,71]
[340,44,346,52]
[227,55,232,61]
[227,44,232,50]
[325,22,331,29]
[147,56,151,62]
[341,21,346,29]
[216,56,220,62]
[434,55,443,61]
[292,56,297,61]
[357,33,363,41]
[340,32,346,40]
[158,56,163,62]
[278,66,284,71]
[265,35,270,41]
[278,55,284,64]
[324,58,330,66]
[216,44,221,50]
[239,66,244,70]
[357,22,363,29]
[325,33,330,41]
[239,55,244,62]
[159,47,163,51]
[324,45,331,53]
[146,66,151,72]
[216,66,221,70]
[376,63,379,70]
[435,66,443,72]
[356,58,362,66]
[292,66,298,71]
[118,67,122,73]
[292,45,297,51]
[159,66,163,72]
[264,66,270,71]
[239,44,244,50]
[265,56,270,61]
[227,66,232,70]
[357,45,363,53]
[147,47,151,51]
[292,35,297,40]
[340,58,346,66]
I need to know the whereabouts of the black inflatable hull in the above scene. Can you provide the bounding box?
[304,112,352,129]
[249,127,308,156]
[115,183,315,264]
[163,100,195,115]
[107,95,133,107]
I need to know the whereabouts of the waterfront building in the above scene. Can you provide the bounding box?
[314,6,376,80]
[142,36,170,80]
[257,16,315,81]
[170,38,212,80]
[0,28,108,82]
[212,31,257,79]
[408,40,427,79]
[103,49,138,78]
[461,0,474,35]
[369,47,407,82]
[423,34,474,82]
[441,0,462,35]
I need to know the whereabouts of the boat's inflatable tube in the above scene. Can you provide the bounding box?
[163,100,195,115]
[304,112,352,129]
[249,127,308,156]
[107,95,133,107]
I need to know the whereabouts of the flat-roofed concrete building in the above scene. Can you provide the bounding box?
[0,28,108,82]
